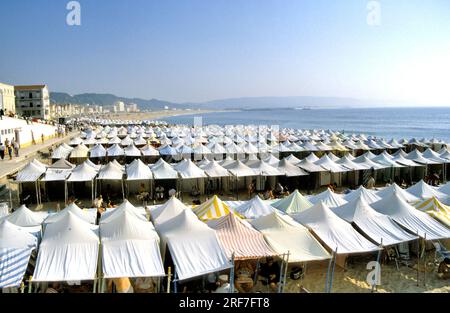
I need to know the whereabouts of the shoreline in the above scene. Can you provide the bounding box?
[94,109,237,121]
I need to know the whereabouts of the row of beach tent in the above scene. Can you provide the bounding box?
[1,182,449,289]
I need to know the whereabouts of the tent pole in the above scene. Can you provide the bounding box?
[277,253,285,293]
[282,251,290,293]
[229,253,235,293]
[371,239,383,293]
[173,270,177,294]
[423,233,427,288]
[325,251,333,293]
[8,181,13,210]
[167,266,172,293]
[329,248,338,293]
[35,181,38,206]
[416,232,420,286]
[121,180,125,201]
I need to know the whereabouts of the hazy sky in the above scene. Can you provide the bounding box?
[1,0,449,105]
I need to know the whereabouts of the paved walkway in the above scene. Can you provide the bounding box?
[0,131,80,179]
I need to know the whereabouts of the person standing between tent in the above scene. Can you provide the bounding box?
[366,176,376,189]
[0,108,4,120]
[94,195,104,224]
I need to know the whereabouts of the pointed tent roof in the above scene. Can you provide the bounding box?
[247,160,283,176]
[124,144,142,157]
[314,155,349,173]
[45,202,96,224]
[0,220,39,288]
[69,144,89,158]
[193,195,232,221]
[234,195,277,219]
[223,160,256,177]
[352,155,387,170]
[272,190,313,214]
[305,152,320,162]
[100,211,165,278]
[174,159,207,179]
[297,158,326,172]
[67,161,98,182]
[48,158,75,169]
[343,186,382,204]
[376,183,420,203]
[97,162,124,180]
[200,160,231,178]
[250,212,331,262]
[284,154,301,165]
[335,155,367,171]
[155,209,230,281]
[332,198,417,246]
[150,196,189,226]
[51,144,72,159]
[405,149,437,165]
[370,192,450,239]
[207,213,276,260]
[150,159,178,179]
[371,152,404,167]
[33,211,99,282]
[414,197,450,227]
[277,158,309,177]
[140,144,160,156]
[406,180,450,203]
[16,161,46,182]
[1,204,46,227]
[292,201,379,254]
[422,148,449,163]
[391,154,422,167]
[100,199,147,223]
[159,145,178,156]
[106,143,125,157]
[308,189,348,208]
[126,159,153,180]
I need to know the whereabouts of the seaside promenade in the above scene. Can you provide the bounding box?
[0,131,80,180]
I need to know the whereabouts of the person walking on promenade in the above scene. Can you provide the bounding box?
[0,143,5,160]
[7,143,13,160]
[13,140,19,157]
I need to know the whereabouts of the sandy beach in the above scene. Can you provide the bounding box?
[97,109,225,121]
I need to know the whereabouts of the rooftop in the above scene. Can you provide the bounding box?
[14,85,47,90]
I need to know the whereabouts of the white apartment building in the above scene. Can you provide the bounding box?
[15,85,50,120]
[0,82,16,115]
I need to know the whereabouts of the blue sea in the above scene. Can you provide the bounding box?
[161,107,450,143]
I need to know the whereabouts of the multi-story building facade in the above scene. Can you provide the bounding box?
[15,85,50,119]
[0,82,16,115]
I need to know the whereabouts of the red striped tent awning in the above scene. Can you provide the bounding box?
[207,213,276,260]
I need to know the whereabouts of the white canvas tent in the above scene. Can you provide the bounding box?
[375,183,420,203]
[308,189,348,207]
[100,210,165,278]
[406,180,450,203]
[250,212,331,262]
[292,202,380,254]
[200,160,231,178]
[272,190,313,214]
[150,159,178,180]
[343,186,382,204]
[126,159,153,181]
[371,192,450,240]
[155,209,230,281]
[234,195,278,219]
[0,220,39,288]
[1,204,46,227]
[332,198,418,246]
[33,212,99,282]
[277,159,309,177]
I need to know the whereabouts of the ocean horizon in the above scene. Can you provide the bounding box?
[161,106,450,143]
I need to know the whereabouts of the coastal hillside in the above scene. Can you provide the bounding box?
[50,92,183,110]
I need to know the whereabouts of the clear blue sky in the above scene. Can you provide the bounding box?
[1,0,449,105]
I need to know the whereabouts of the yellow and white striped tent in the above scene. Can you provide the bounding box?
[414,197,450,227]
[192,195,232,221]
